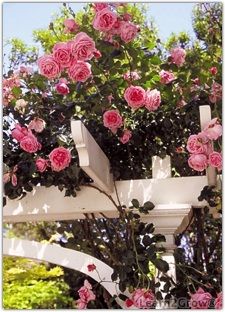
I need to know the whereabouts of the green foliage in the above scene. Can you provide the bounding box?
[3,256,73,309]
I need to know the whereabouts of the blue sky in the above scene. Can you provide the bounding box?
[3,2,197,68]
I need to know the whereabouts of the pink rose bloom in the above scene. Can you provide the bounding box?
[28,117,46,133]
[188,154,208,172]
[93,49,102,59]
[53,42,74,68]
[103,110,123,133]
[55,78,70,95]
[131,289,155,309]
[124,85,146,109]
[67,32,96,61]
[11,124,28,142]
[203,118,222,140]
[189,287,212,309]
[215,292,222,309]
[64,19,79,33]
[208,152,222,171]
[186,134,209,154]
[20,133,42,153]
[36,158,48,172]
[209,82,222,103]
[160,70,175,84]
[170,47,186,66]
[120,129,132,144]
[37,55,61,79]
[93,3,108,12]
[49,147,71,172]
[123,71,141,81]
[210,67,217,75]
[120,21,139,43]
[87,264,96,272]
[123,13,132,21]
[77,280,96,309]
[93,8,117,32]
[68,61,92,82]
[145,89,161,111]
[3,75,20,88]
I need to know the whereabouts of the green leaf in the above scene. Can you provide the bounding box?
[143,201,155,210]
[131,199,140,208]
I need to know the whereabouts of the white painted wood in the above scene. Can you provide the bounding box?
[3,238,125,308]
[199,105,217,186]
[152,156,171,179]
[71,120,113,193]
[4,176,208,233]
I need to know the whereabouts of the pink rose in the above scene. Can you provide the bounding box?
[131,289,155,309]
[28,117,46,133]
[215,292,222,309]
[49,147,71,172]
[189,288,212,309]
[67,32,95,61]
[77,280,96,309]
[203,118,222,140]
[120,130,132,144]
[159,70,175,84]
[145,89,161,111]
[20,133,42,153]
[37,55,61,79]
[68,61,92,82]
[170,47,186,66]
[186,134,209,154]
[3,75,20,88]
[124,85,146,109]
[11,124,28,142]
[36,158,48,172]
[210,67,217,75]
[93,49,102,59]
[93,8,117,32]
[209,82,222,103]
[208,152,222,171]
[123,71,141,81]
[120,21,138,43]
[188,154,208,172]
[55,78,70,95]
[103,110,123,133]
[53,42,74,68]
[64,19,79,33]
[87,264,96,272]
[123,13,132,22]
[93,3,108,12]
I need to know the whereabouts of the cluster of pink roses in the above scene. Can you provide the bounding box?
[189,288,222,309]
[38,31,101,85]
[124,85,161,111]
[63,18,79,33]
[125,288,155,309]
[76,280,96,309]
[11,121,71,175]
[92,3,139,43]
[187,118,222,172]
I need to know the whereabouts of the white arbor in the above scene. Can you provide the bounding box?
[3,105,220,308]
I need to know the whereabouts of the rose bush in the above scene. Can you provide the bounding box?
[3,2,222,309]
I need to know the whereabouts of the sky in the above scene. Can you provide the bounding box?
[3,2,197,68]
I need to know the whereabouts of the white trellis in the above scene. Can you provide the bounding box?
[3,105,221,308]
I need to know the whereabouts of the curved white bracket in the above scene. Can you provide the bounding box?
[3,238,125,308]
[71,120,113,193]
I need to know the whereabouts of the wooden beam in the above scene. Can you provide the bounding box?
[4,176,208,233]
[71,120,113,193]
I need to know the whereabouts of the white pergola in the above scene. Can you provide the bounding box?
[3,105,219,308]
